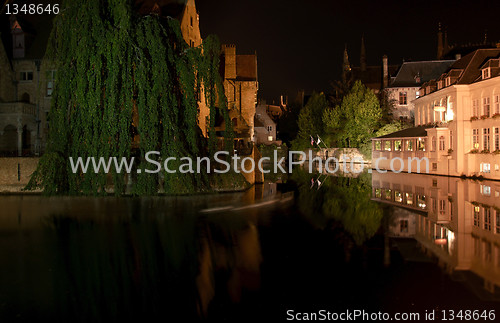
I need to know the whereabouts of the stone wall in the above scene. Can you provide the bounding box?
[0,157,39,192]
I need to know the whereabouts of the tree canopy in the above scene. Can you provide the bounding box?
[26,0,234,195]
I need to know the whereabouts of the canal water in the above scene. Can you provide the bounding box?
[0,171,498,322]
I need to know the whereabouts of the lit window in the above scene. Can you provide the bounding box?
[481,163,491,173]
[405,139,414,151]
[473,129,479,149]
[481,185,491,196]
[384,141,391,151]
[394,140,402,151]
[375,141,381,151]
[268,136,273,141]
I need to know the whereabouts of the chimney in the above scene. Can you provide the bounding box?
[382,55,389,89]
[437,23,443,59]
[222,44,236,79]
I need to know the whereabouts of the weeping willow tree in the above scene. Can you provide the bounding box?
[26,0,237,195]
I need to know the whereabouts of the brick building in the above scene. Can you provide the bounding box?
[0,0,257,155]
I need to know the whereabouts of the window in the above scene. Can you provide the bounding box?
[406,193,413,206]
[395,191,402,203]
[482,68,490,79]
[46,70,56,96]
[416,91,420,99]
[481,163,491,173]
[495,95,500,114]
[268,136,273,142]
[267,126,273,132]
[495,128,499,151]
[431,136,437,151]
[474,206,481,227]
[439,136,445,151]
[432,163,438,170]
[190,16,193,27]
[405,140,414,151]
[400,220,409,233]
[484,208,491,231]
[496,210,500,234]
[472,99,479,117]
[473,129,479,149]
[439,199,446,215]
[399,92,407,105]
[20,71,33,81]
[384,141,391,151]
[417,138,425,151]
[483,97,491,117]
[483,128,490,151]
[480,185,491,196]
[394,140,402,151]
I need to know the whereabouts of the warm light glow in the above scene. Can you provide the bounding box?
[434,106,446,112]
[445,108,454,121]
[435,238,447,245]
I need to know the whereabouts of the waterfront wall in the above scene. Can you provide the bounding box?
[0,157,39,192]
[298,148,370,164]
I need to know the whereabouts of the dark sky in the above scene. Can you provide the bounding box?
[196,0,500,102]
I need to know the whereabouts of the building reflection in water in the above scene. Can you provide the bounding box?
[0,184,279,322]
[372,172,500,295]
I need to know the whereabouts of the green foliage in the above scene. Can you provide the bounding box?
[324,81,381,148]
[292,92,328,149]
[26,0,233,195]
[291,169,383,246]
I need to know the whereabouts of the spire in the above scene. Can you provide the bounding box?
[342,44,351,83]
[343,44,350,72]
[437,22,443,59]
[360,35,367,72]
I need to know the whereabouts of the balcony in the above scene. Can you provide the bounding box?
[0,102,36,117]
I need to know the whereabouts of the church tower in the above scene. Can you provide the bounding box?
[342,44,351,82]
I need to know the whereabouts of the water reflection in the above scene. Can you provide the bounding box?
[372,172,500,297]
[291,169,383,246]
[0,187,281,322]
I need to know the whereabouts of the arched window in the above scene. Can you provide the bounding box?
[439,136,445,151]
[21,92,30,103]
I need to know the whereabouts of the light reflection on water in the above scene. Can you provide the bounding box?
[0,174,498,322]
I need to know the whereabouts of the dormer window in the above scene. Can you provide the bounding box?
[445,77,451,87]
[437,81,443,90]
[483,68,491,79]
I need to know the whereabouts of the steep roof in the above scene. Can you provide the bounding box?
[374,126,428,139]
[453,49,500,84]
[390,60,455,87]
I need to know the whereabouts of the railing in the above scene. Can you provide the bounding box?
[0,102,36,116]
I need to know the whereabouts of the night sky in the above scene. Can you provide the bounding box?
[196,0,500,102]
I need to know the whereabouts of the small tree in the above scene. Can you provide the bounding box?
[293,92,328,149]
